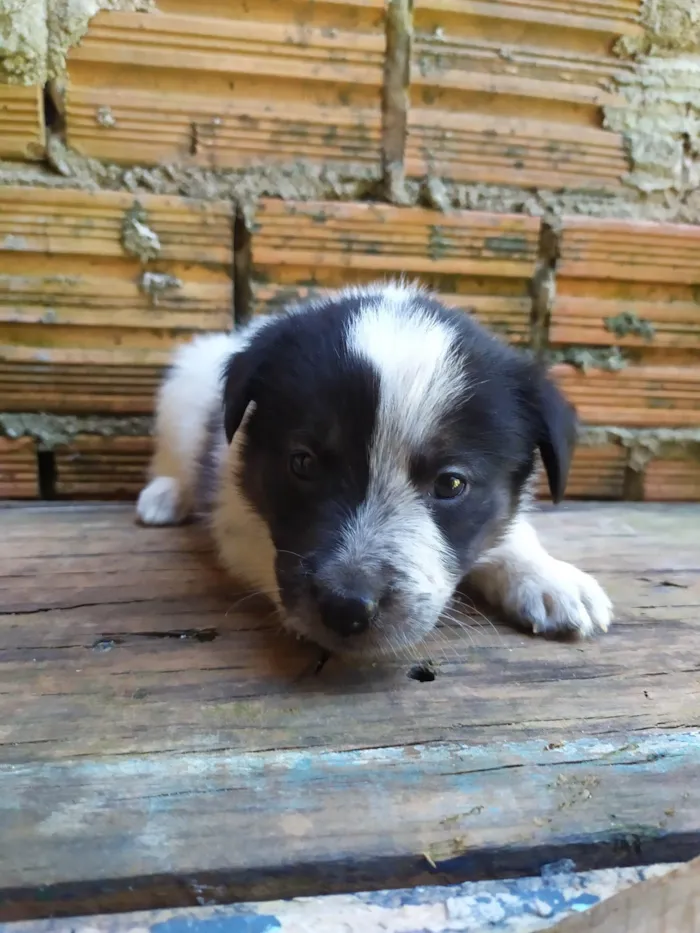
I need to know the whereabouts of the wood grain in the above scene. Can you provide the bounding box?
[64,0,385,168]
[1,502,699,919]
[251,199,539,342]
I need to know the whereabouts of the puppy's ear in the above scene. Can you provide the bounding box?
[222,345,263,444]
[534,374,578,504]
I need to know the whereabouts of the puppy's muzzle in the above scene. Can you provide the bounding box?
[313,582,379,637]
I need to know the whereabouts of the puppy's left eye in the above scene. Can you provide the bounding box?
[433,472,468,500]
[289,449,318,481]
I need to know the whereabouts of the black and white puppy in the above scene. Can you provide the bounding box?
[136,283,612,656]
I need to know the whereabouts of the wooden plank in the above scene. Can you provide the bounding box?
[0,502,699,920]
[251,200,540,342]
[0,438,38,498]
[63,1,384,168]
[405,0,635,190]
[0,864,683,933]
[0,187,233,415]
[0,86,44,161]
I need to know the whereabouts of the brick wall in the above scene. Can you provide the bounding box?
[1,0,699,500]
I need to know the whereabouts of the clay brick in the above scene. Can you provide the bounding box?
[537,444,627,500]
[552,364,700,429]
[553,217,700,350]
[0,437,38,498]
[54,435,152,498]
[0,86,45,161]
[63,0,385,169]
[251,200,539,342]
[550,218,700,433]
[0,186,233,414]
[643,454,700,502]
[406,0,637,190]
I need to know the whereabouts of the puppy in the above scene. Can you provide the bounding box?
[136,282,612,656]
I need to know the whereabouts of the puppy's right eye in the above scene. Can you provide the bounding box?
[289,450,317,481]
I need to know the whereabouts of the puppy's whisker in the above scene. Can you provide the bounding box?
[276,549,307,563]
[225,588,281,615]
[442,613,503,652]
[446,596,506,646]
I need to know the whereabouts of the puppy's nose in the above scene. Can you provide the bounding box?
[315,586,378,638]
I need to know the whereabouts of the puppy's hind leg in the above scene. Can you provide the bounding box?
[136,334,234,527]
[466,516,612,638]
[136,374,193,526]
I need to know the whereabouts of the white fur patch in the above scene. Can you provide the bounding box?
[468,516,613,637]
[137,319,280,602]
[136,476,184,526]
[330,286,467,646]
[347,284,467,450]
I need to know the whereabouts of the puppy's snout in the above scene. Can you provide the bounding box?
[314,584,379,638]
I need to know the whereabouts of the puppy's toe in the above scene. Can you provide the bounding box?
[136,477,185,526]
[515,561,612,638]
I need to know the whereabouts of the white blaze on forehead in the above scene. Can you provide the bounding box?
[332,286,464,626]
[346,285,467,454]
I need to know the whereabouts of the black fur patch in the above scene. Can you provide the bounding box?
[219,288,577,634]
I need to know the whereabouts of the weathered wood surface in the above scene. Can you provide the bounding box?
[0,864,682,933]
[0,502,699,921]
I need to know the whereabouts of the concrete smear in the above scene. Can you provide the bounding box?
[580,425,700,471]
[0,0,154,85]
[606,0,700,200]
[3,137,380,222]
[0,413,152,449]
[48,0,155,80]
[0,0,47,84]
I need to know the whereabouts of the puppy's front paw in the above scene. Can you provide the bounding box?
[500,559,612,638]
[136,476,185,526]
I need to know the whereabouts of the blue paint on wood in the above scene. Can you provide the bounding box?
[151,915,280,933]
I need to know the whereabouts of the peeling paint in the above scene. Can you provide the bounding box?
[0,865,681,933]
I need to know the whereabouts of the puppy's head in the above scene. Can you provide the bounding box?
[223,284,576,656]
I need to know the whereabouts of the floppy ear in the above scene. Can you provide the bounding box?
[535,374,578,504]
[222,345,263,444]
